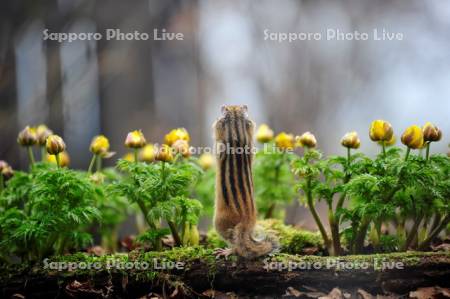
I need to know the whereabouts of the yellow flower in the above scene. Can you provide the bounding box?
[256,124,274,143]
[0,160,8,173]
[341,131,361,149]
[275,132,295,150]
[0,161,13,180]
[36,124,53,146]
[46,134,66,155]
[198,153,214,170]
[401,125,424,149]
[122,152,135,162]
[124,130,146,148]
[164,128,190,146]
[171,140,191,158]
[1,165,14,180]
[422,122,442,143]
[140,144,156,162]
[380,135,396,147]
[17,126,37,146]
[90,172,105,185]
[296,132,317,148]
[47,151,70,167]
[90,135,110,155]
[155,144,174,162]
[369,120,393,142]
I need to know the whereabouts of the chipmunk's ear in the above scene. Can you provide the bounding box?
[242,105,248,117]
[221,105,227,116]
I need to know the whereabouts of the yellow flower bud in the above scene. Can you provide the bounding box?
[275,132,295,150]
[401,125,424,149]
[17,126,37,146]
[0,160,8,173]
[90,135,110,155]
[297,132,317,148]
[1,165,14,180]
[90,172,105,185]
[171,140,191,158]
[422,122,442,143]
[122,152,135,162]
[139,144,156,162]
[198,153,214,170]
[256,124,274,143]
[125,130,146,148]
[46,134,66,155]
[381,135,396,147]
[341,131,361,149]
[182,224,200,246]
[47,151,70,167]
[369,120,393,142]
[164,128,190,146]
[155,144,174,162]
[36,124,53,146]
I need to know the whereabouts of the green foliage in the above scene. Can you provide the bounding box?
[192,168,215,218]
[254,143,296,219]
[0,163,100,262]
[293,145,450,255]
[91,168,131,252]
[113,159,203,248]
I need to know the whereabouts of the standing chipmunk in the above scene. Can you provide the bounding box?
[213,105,278,258]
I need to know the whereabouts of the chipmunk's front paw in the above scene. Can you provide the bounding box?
[214,248,234,260]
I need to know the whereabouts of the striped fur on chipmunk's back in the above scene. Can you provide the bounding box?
[213,105,278,258]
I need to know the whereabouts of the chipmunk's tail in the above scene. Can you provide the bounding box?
[233,223,279,259]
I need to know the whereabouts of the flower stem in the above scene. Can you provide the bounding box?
[353,217,370,254]
[306,177,330,250]
[40,146,47,162]
[328,207,341,256]
[425,142,431,162]
[382,141,386,157]
[160,161,182,247]
[168,220,182,247]
[96,156,102,172]
[27,146,35,166]
[55,153,61,168]
[404,147,411,161]
[88,154,97,173]
[134,148,139,164]
[347,147,351,169]
[265,153,284,219]
[0,175,4,192]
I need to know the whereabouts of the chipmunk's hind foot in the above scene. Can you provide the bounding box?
[214,247,234,260]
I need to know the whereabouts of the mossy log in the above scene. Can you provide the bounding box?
[1,250,449,298]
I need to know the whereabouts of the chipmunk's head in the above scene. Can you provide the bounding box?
[214,105,254,143]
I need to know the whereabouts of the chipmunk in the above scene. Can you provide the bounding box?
[213,105,278,259]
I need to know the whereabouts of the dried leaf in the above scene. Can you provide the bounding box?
[410,287,450,299]
[358,289,374,299]
[286,286,303,297]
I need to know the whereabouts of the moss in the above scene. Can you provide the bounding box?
[205,219,323,254]
[206,230,227,249]
[265,251,449,272]
[260,219,323,254]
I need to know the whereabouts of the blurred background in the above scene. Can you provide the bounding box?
[1,0,450,229]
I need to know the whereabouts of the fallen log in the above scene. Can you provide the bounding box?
[1,249,449,298]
